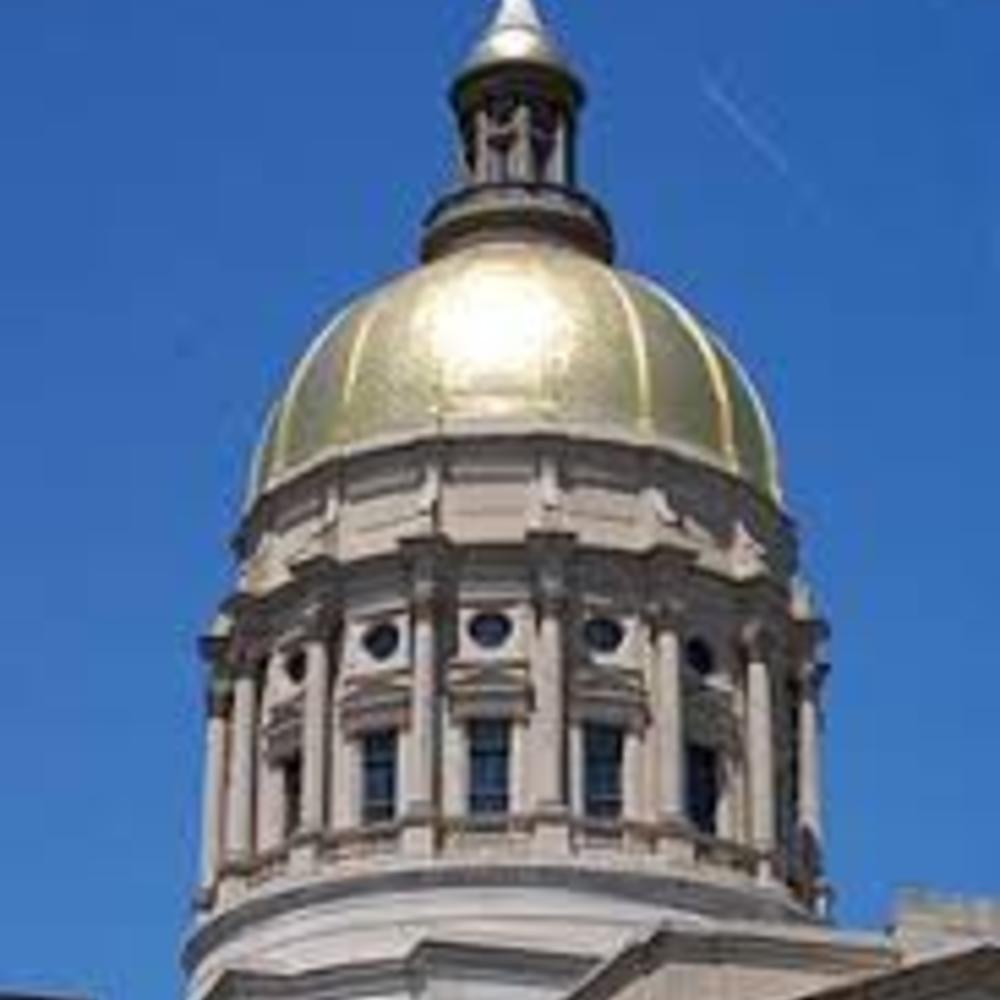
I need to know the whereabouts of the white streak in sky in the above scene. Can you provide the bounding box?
[701,71,829,222]
[701,73,793,180]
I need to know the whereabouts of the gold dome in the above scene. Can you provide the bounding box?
[250,242,780,504]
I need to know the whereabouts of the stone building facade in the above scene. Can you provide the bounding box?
[184,4,999,1000]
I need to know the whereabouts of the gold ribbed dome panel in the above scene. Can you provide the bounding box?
[252,243,781,502]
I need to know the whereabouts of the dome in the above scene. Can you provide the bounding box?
[250,242,780,503]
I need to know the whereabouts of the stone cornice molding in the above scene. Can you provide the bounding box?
[569,663,649,731]
[205,938,596,1000]
[185,864,825,973]
[339,670,413,736]
[446,659,534,721]
[562,924,897,1000]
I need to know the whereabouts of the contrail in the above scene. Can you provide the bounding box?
[701,73,794,180]
[701,71,828,221]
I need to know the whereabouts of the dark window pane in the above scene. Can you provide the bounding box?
[583,618,626,654]
[468,612,514,650]
[468,720,510,815]
[686,743,719,836]
[685,638,715,677]
[285,653,307,685]
[584,723,623,819]
[362,730,397,825]
[283,754,303,839]
[363,623,400,661]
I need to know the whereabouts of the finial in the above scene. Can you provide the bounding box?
[462,0,570,79]
[492,0,546,30]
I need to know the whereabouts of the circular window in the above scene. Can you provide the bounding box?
[685,638,715,677]
[583,617,626,655]
[468,612,513,650]
[284,653,307,685]
[363,623,401,661]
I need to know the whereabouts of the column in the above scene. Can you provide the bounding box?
[256,652,285,854]
[533,594,565,810]
[328,649,349,839]
[442,716,466,820]
[799,662,828,876]
[225,664,258,864]
[651,615,685,822]
[199,682,230,896]
[511,719,530,817]
[402,539,441,856]
[301,639,330,837]
[624,729,646,836]
[745,628,777,883]
[529,533,571,853]
[568,721,584,817]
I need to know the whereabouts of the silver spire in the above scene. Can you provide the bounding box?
[463,0,569,76]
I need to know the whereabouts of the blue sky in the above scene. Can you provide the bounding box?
[0,2,997,998]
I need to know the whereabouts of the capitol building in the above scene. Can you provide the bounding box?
[184,4,1000,1000]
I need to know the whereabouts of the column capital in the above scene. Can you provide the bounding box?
[401,534,451,613]
[205,678,233,718]
[528,529,574,608]
[802,660,831,699]
[643,596,687,633]
[740,619,777,663]
[791,615,831,659]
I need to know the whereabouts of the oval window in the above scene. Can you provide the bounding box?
[583,617,626,654]
[363,623,401,661]
[468,612,514,650]
[284,652,307,685]
[685,637,715,677]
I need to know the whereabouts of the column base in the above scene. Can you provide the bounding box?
[402,803,437,857]
[289,829,324,873]
[532,804,571,856]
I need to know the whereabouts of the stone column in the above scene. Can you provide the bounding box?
[624,728,646,830]
[799,660,829,889]
[256,652,285,855]
[225,664,258,865]
[511,719,530,816]
[442,716,466,820]
[402,538,443,856]
[568,721,584,817]
[744,626,777,883]
[301,639,330,837]
[649,607,686,823]
[199,681,230,895]
[529,533,572,853]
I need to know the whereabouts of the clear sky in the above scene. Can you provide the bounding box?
[0,2,997,998]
